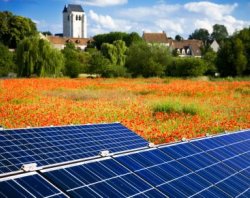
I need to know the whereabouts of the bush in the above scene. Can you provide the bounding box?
[0,42,15,76]
[126,42,172,77]
[166,57,207,77]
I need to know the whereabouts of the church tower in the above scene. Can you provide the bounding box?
[63,4,87,38]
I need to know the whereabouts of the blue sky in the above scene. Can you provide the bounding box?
[0,0,249,38]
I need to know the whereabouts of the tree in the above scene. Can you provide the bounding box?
[211,24,228,43]
[113,40,127,67]
[189,28,210,44]
[124,32,143,46]
[101,43,118,65]
[0,42,15,76]
[41,31,52,36]
[175,35,183,41]
[0,11,37,48]
[88,51,113,77]
[234,27,250,75]
[202,48,217,75]
[16,37,64,77]
[126,42,171,77]
[62,43,90,78]
[216,38,247,76]
[91,32,143,49]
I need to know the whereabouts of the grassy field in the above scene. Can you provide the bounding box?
[0,78,249,144]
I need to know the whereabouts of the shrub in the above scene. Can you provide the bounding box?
[0,42,15,76]
[126,42,172,77]
[166,57,207,77]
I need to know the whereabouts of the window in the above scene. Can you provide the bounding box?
[68,15,70,21]
[79,15,81,21]
[76,15,78,20]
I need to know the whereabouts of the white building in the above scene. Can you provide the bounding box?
[210,40,220,52]
[63,4,87,38]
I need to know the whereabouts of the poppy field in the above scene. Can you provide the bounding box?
[0,78,249,144]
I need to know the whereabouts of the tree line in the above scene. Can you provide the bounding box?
[0,11,250,78]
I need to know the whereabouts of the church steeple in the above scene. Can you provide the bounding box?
[63,4,87,38]
[63,5,67,13]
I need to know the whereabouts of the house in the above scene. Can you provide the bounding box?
[170,40,203,58]
[45,35,91,50]
[143,31,203,57]
[142,31,170,47]
[210,40,220,52]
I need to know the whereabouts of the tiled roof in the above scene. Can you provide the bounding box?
[171,40,203,56]
[63,4,84,13]
[143,32,168,43]
[46,36,91,46]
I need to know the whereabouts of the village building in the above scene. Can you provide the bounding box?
[63,4,87,38]
[210,40,220,52]
[45,36,91,50]
[41,4,90,50]
[143,31,203,57]
[142,31,170,47]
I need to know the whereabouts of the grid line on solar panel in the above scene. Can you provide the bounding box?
[41,157,165,198]
[0,123,148,175]
[0,173,68,198]
[191,167,250,198]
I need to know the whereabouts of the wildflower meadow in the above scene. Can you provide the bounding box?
[0,78,249,144]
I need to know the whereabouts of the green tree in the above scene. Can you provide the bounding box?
[101,43,118,65]
[217,38,247,76]
[113,40,127,67]
[91,32,143,49]
[234,27,250,75]
[0,42,15,76]
[202,48,217,75]
[126,42,171,77]
[189,28,210,45]
[0,11,37,48]
[88,51,112,77]
[125,32,143,46]
[16,37,64,77]
[211,24,228,43]
[175,35,183,41]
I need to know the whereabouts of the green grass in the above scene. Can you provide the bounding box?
[152,101,204,116]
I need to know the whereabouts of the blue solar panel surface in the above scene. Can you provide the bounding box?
[0,123,148,175]
[0,123,249,198]
[42,157,166,198]
[0,173,67,198]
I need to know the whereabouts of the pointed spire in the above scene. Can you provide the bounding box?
[63,5,67,13]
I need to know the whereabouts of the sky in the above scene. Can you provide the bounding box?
[0,0,250,38]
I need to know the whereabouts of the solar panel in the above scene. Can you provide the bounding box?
[41,157,165,198]
[0,173,67,198]
[0,123,148,175]
[0,123,249,198]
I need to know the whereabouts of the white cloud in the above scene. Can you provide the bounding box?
[184,1,238,20]
[155,19,184,35]
[76,0,127,7]
[88,10,133,35]
[89,10,116,29]
[85,1,250,38]
[119,4,180,21]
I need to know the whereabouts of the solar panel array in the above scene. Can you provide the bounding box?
[0,123,148,175]
[0,123,249,198]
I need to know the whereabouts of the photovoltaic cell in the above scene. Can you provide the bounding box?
[0,123,148,175]
[0,124,249,198]
[0,173,67,198]
[42,157,165,198]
